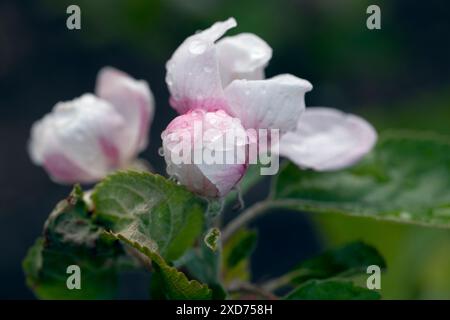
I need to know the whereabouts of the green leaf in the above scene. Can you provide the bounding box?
[176,243,227,300]
[226,230,257,268]
[112,233,212,300]
[289,241,385,285]
[204,228,220,252]
[23,186,126,299]
[92,171,207,262]
[273,132,450,228]
[223,229,257,284]
[285,279,381,300]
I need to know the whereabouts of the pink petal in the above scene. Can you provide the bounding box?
[29,94,127,183]
[279,107,377,171]
[165,18,237,114]
[161,109,248,197]
[223,74,312,133]
[43,153,94,184]
[96,67,154,157]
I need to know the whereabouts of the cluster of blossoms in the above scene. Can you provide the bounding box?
[161,18,376,197]
[29,18,376,198]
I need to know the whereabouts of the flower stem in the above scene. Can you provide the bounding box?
[221,199,299,243]
[262,269,305,292]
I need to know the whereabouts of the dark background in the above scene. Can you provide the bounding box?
[1,0,449,299]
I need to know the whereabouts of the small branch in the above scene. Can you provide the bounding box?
[221,200,274,242]
[221,199,299,243]
[228,281,278,300]
[262,270,302,292]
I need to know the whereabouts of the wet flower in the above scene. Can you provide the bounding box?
[29,67,154,184]
[162,18,312,197]
[162,109,248,197]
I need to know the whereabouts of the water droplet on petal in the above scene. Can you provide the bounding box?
[189,40,207,55]
[158,147,165,157]
[251,48,265,59]
[203,65,213,73]
[166,75,173,87]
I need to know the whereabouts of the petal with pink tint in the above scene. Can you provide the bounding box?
[224,74,313,133]
[43,153,93,184]
[96,67,154,158]
[279,107,377,171]
[29,94,127,183]
[197,162,248,197]
[217,33,272,87]
[165,18,237,114]
[162,109,248,197]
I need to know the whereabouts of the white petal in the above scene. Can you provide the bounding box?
[96,66,154,157]
[165,18,237,114]
[224,74,312,132]
[279,107,377,171]
[216,33,272,87]
[29,94,127,183]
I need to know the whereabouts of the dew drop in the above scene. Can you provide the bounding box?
[251,48,265,59]
[203,65,213,73]
[189,40,207,55]
[158,147,165,157]
[166,74,173,87]
[166,163,174,175]
[166,61,175,71]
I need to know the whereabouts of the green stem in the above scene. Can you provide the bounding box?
[262,269,311,292]
[221,199,299,242]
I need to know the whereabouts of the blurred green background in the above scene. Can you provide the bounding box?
[0,0,449,299]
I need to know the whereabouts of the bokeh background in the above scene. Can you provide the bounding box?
[1,0,449,299]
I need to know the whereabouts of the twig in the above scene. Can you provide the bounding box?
[228,281,278,300]
[221,199,300,242]
[262,270,303,292]
[221,200,274,242]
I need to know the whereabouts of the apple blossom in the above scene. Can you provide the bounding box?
[162,18,312,197]
[278,107,377,171]
[29,67,154,184]
[162,109,248,197]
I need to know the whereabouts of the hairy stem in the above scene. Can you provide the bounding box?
[262,269,305,292]
[221,199,300,243]
[221,200,271,242]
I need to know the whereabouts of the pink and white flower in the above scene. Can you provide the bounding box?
[29,67,154,184]
[162,109,248,197]
[162,18,312,197]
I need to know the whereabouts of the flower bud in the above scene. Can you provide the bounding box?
[162,109,248,197]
